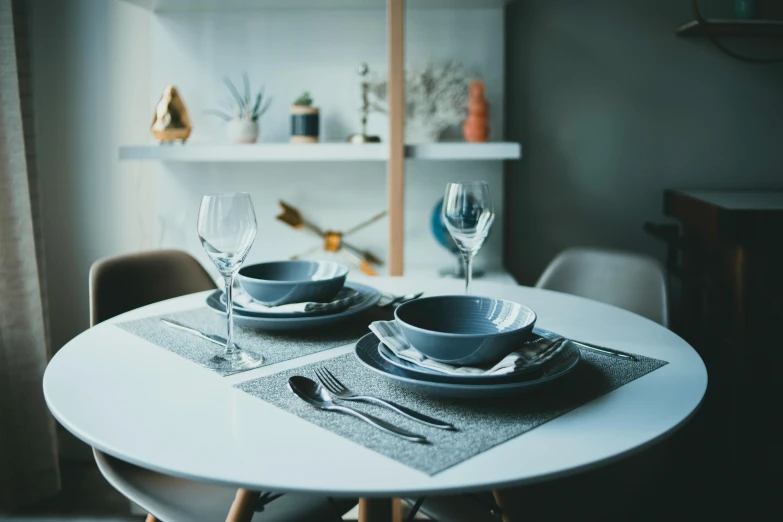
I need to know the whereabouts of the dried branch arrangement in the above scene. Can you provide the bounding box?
[366,62,471,139]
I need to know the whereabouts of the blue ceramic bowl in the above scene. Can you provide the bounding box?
[237,260,348,306]
[394,295,537,365]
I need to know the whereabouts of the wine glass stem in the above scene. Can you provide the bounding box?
[463,253,473,294]
[223,274,237,357]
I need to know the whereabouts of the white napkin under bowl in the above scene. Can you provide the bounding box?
[223,286,360,315]
[369,320,571,376]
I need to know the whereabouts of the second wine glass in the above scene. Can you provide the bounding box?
[197,192,264,371]
[442,181,495,294]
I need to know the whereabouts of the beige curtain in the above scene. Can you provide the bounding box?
[0,0,59,511]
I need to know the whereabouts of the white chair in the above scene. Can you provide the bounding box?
[94,449,354,522]
[535,247,669,327]
[89,250,356,522]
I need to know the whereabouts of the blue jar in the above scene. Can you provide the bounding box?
[290,105,319,143]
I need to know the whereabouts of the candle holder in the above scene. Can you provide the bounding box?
[290,92,320,143]
[347,63,381,144]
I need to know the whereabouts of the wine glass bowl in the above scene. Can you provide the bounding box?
[198,195,257,276]
[442,181,495,294]
[197,192,264,371]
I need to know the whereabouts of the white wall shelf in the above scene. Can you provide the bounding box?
[122,0,515,12]
[118,142,522,162]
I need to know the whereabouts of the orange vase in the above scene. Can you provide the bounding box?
[462,80,489,142]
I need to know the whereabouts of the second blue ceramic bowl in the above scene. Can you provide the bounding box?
[238,260,348,306]
[394,295,537,365]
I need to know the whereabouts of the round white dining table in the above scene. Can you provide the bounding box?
[43,276,707,521]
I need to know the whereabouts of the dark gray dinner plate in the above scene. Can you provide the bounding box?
[206,282,381,331]
[355,332,581,399]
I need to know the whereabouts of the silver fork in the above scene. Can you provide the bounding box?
[378,291,424,309]
[314,367,455,430]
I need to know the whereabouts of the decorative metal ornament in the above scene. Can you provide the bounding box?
[276,200,385,275]
[347,63,381,144]
[151,86,192,143]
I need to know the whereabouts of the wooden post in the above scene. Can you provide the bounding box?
[358,497,404,522]
[225,489,261,522]
[387,0,405,275]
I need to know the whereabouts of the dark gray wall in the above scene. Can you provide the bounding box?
[504,0,783,284]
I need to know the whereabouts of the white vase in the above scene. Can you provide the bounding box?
[226,119,259,144]
[405,119,442,143]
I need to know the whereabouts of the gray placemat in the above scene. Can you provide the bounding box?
[117,307,374,376]
[236,349,668,475]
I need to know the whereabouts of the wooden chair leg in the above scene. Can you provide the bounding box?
[358,497,403,522]
[493,489,525,522]
[144,515,158,522]
[225,488,261,522]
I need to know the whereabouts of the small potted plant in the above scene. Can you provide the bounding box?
[290,91,320,143]
[206,73,271,144]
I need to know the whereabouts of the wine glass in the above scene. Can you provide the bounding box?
[442,181,495,294]
[197,193,264,371]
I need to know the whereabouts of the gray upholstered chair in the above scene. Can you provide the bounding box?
[534,247,669,327]
[89,249,217,326]
[88,249,354,521]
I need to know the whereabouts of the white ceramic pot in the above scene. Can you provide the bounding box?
[227,119,259,144]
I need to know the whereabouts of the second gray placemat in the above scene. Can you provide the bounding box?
[117,307,371,376]
[236,349,667,475]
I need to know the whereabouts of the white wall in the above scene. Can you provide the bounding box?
[30,1,508,351]
[31,0,155,351]
[146,7,507,281]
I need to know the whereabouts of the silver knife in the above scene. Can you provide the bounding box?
[570,340,638,362]
[160,318,230,348]
[535,328,638,362]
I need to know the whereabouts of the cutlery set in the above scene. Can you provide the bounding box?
[288,367,454,443]
[288,375,430,443]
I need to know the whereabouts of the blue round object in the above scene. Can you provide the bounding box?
[430,197,459,254]
[734,0,756,19]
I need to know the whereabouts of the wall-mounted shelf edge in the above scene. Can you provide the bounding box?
[121,0,516,12]
[676,18,783,37]
[118,142,522,162]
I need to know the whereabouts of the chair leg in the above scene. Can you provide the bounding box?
[225,488,261,522]
[492,489,523,522]
[358,498,404,522]
[145,515,158,522]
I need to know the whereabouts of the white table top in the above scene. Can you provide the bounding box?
[43,276,706,498]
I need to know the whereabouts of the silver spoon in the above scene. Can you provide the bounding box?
[287,376,427,443]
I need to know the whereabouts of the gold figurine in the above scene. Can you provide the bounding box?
[151,86,192,143]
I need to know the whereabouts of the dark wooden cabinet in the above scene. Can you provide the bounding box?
[655,189,783,515]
